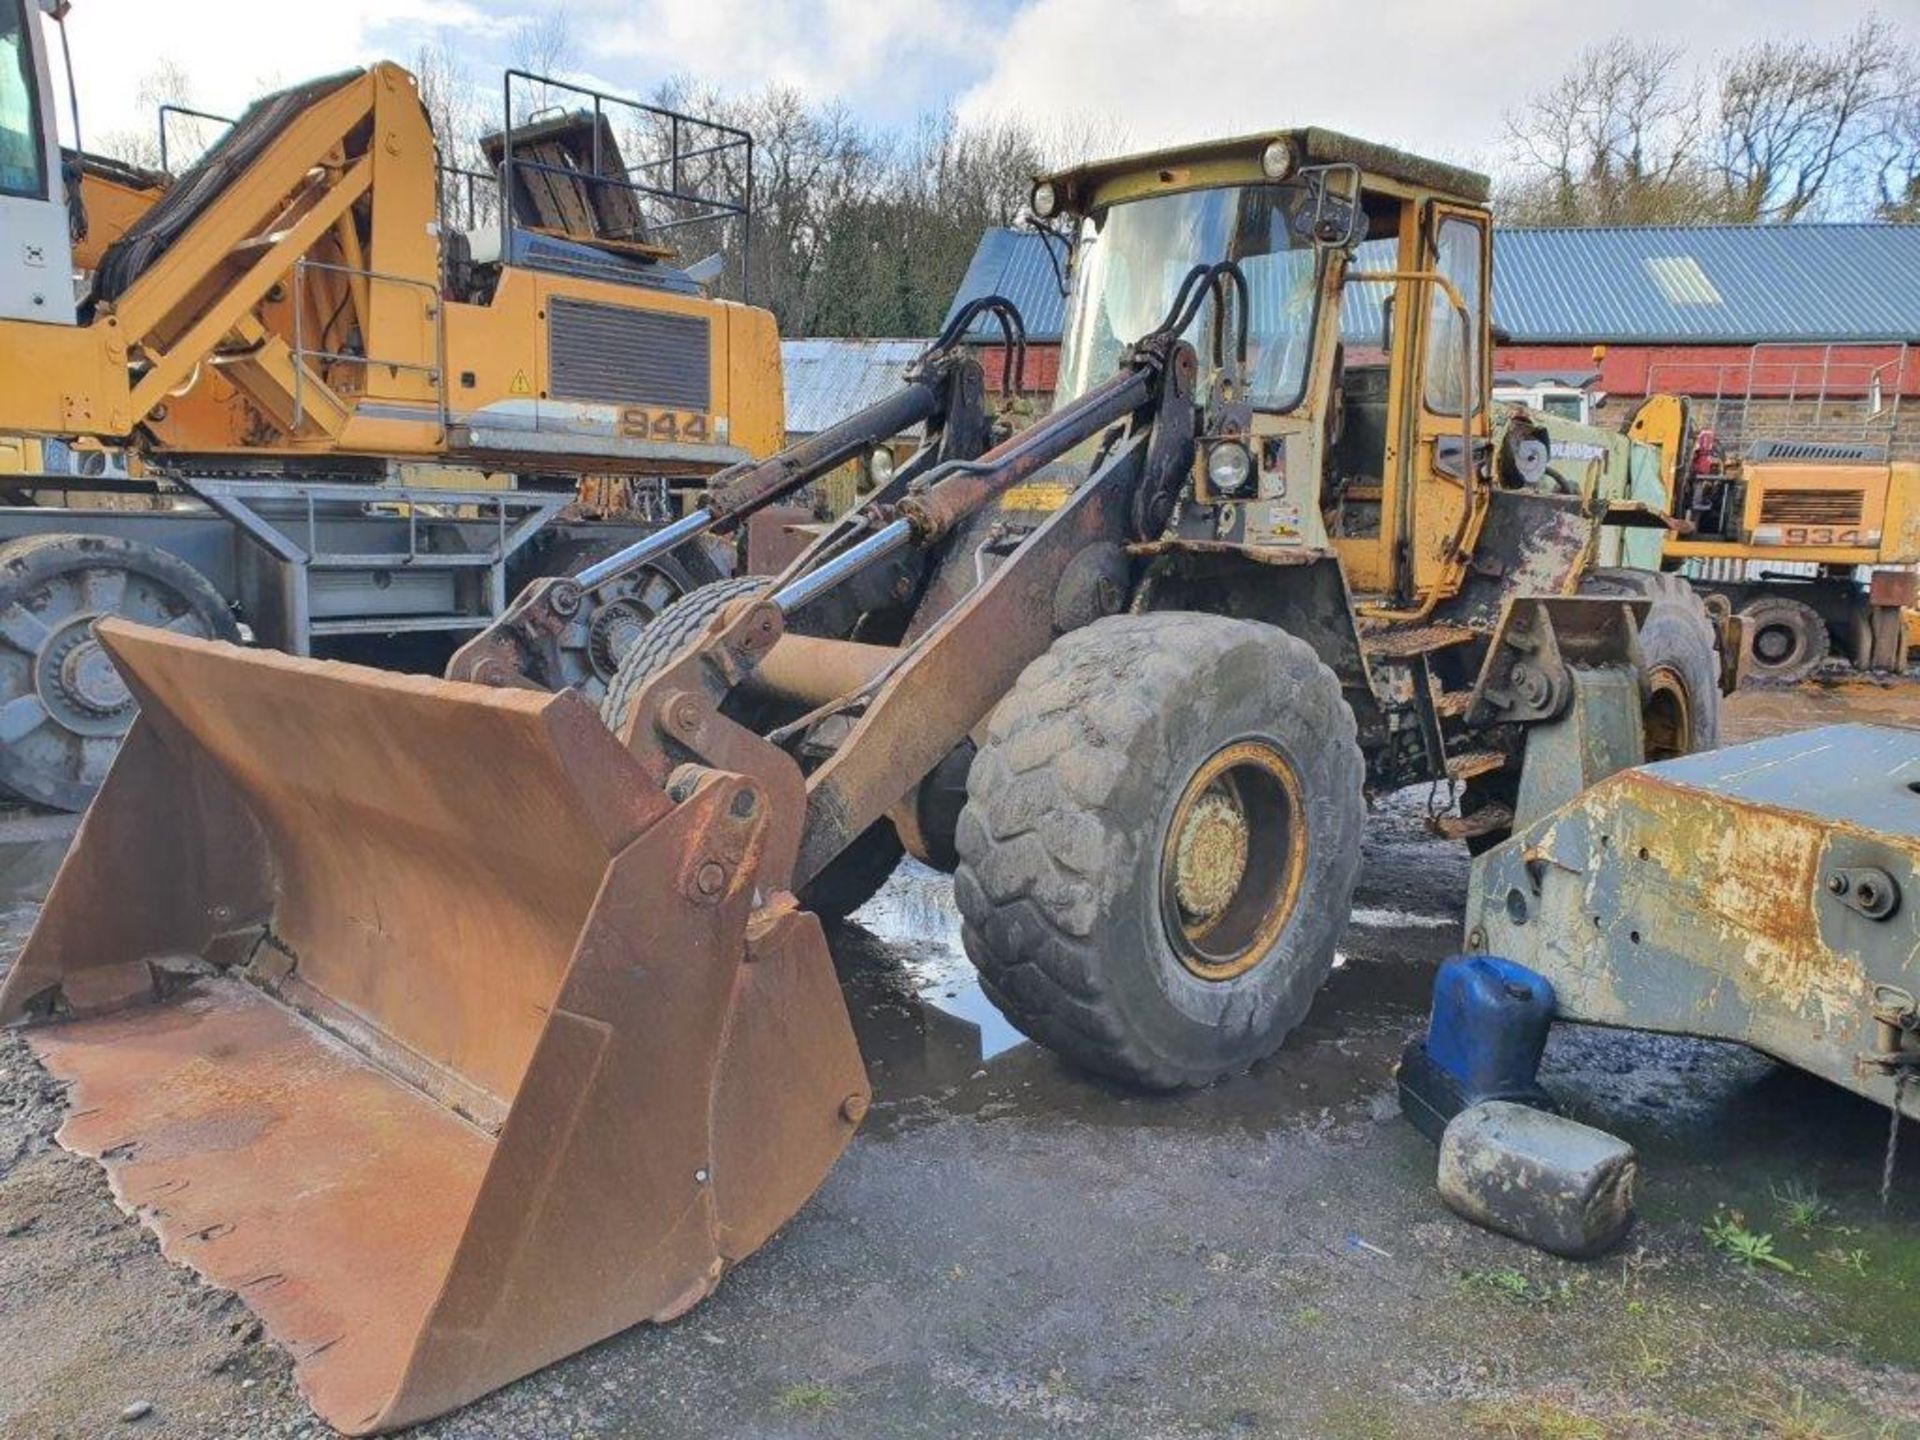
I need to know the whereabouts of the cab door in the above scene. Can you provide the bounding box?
[1405,203,1491,597]
[0,0,72,325]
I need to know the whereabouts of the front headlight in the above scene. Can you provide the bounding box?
[1260,138,1296,181]
[1206,440,1255,495]
[1030,180,1060,220]
[867,446,895,488]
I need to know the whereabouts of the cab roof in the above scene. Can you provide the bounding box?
[1039,129,1491,212]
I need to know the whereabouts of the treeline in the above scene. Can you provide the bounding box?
[1498,18,1920,226]
[406,16,1087,340]
[99,13,1920,341]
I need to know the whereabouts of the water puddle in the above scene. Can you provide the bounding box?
[830,861,1445,1139]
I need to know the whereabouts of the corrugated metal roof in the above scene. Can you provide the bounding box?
[944,224,1920,346]
[943,228,1072,346]
[780,338,926,435]
[1492,226,1920,343]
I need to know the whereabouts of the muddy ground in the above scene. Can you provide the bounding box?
[1,682,1918,1439]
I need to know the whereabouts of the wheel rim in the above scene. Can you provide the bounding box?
[1751,620,1800,666]
[1642,664,1693,762]
[573,565,686,688]
[1158,739,1308,982]
[0,561,214,801]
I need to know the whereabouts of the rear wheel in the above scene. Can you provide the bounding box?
[601,576,902,920]
[1738,594,1829,685]
[1584,569,1719,757]
[1462,570,1718,854]
[0,533,238,811]
[953,612,1365,1090]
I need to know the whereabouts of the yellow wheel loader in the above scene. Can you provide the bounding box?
[0,1,781,809]
[3,132,1732,1431]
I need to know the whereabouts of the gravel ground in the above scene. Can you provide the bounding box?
[0,687,1916,1439]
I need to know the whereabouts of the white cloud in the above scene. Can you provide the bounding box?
[556,0,992,120]
[51,0,498,150]
[43,0,1907,179]
[955,0,1903,178]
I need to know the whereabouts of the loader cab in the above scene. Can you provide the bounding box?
[0,0,74,326]
[1042,131,1493,604]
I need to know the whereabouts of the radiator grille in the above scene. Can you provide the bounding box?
[1757,488,1867,527]
[548,298,712,410]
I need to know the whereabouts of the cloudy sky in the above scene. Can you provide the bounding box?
[50,0,1912,175]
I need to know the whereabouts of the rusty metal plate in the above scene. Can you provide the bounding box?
[1469,722,1920,1120]
[32,979,492,1434]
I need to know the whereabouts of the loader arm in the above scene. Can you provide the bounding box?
[608,320,1201,890]
[445,296,1022,691]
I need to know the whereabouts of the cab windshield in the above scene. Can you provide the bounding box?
[1056,183,1323,411]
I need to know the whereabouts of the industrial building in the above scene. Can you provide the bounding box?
[944,223,1920,456]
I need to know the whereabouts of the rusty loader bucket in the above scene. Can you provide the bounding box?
[0,621,868,1434]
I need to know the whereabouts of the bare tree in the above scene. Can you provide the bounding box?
[1874,49,1920,220]
[1713,18,1906,221]
[413,35,498,229]
[1498,37,1717,225]
[95,60,195,172]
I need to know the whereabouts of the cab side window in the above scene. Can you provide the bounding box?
[0,0,47,201]
[1422,216,1484,417]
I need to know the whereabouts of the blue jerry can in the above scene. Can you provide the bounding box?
[1398,955,1557,1144]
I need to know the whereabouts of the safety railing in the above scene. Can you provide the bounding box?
[155,103,235,177]
[436,160,501,234]
[499,69,754,296]
[1647,343,1915,460]
[290,257,449,436]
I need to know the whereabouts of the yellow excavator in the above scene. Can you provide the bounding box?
[1627,394,1920,682]
[2,118,1735,1434]
[0,0,783,809]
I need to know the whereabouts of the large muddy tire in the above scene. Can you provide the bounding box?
[1583,568,1719,757]
[1737,593,1829,685]
[600,576,902,920]
[953,612,1365,1090]
[0,533,238,811]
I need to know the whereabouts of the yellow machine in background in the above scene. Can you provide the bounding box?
[1,57,781,474]
[0,2,785,811]
[1629,393,1920,681]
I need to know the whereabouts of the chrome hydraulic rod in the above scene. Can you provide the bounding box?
[572,507,714,589]
[772,519,914,614]
[763,358,1160,617]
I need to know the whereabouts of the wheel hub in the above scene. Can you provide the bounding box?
[1158,739,1309,982]
[1754,624,1795,664]
[57,635,131,715]
[587,598,651,679]
[38,615,136,734]
[1642,664,1693,762]
[1172,792,1250,921]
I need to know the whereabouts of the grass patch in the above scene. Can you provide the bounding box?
[1464,1397,1607,1440]
[1741,1385,1895,1440]
[1703,1210,1800,1274]
[773,1381,839,1415]
[1771,1180,1833,1234]
[1459,1267,1573,1305]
